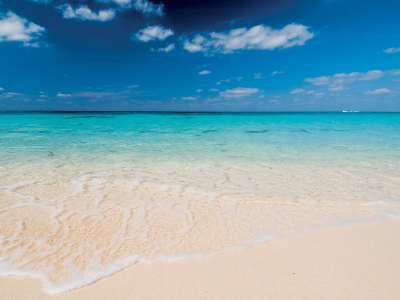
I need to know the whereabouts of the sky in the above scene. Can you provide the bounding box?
[0,0,399,111]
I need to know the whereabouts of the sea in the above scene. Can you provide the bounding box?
[0,112,400,293]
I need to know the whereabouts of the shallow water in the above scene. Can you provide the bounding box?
[1,112,400,293]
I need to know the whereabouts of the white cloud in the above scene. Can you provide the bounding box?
[328,85,347,91]
[315,93,325,98]
[291,88,315,94]
[1,92,21,98]
[195,89,203,92]
[134,25,173,42]
[216,79,229,84]
[183,23,314,54]
[72,91,130,100]
[254,73,263,79]
[219,87,260,98]
[199,70,211,75]
[99,0,164,16]
[0,11,45,46]
[151,43,175,52]
[383,47,400,54]
[271,71,284,76]
[131,0,163,16]
[333,70,384,84]
[258,95,265,98]
[25,0,53,3]
[26,42,40,47]
[181,96,197,100]
[305,69,400,93]
[305,70,396,89]
[365,88,390,95]
[304,76,330,85]
[56,5,116,22]
[209,89,219,92]
[290,88,306,94]
[0,87,3,91]
[57,92,71,97]
[216,77,243,85]
[389,70,400,76]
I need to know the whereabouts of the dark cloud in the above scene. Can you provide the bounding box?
[159,0,298,33]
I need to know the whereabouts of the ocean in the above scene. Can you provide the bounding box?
[1,112,400,293]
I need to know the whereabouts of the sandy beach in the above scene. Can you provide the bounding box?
[1,219,399,300]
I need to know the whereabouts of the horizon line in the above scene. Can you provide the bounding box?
[1,111,400,114]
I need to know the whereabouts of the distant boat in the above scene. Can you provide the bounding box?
[343,109,352,112]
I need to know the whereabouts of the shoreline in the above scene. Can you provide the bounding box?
[1,219,399,299]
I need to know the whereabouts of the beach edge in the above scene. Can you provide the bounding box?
[1,219,400,300]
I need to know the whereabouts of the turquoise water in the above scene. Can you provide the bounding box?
[1,112,400,164]
[1,112,400,293]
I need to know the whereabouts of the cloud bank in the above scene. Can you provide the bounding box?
[271,71,284,76]
[56,5,116,22]
[134,25,173,42]
[305,69,400,91]
[383,47,400,54]
[57,93,71,97]
[219,87,261,98]
[100,0,164,16]
[290,88,314,94]
[151,43,175,52]
[183,23,314,54]
[24,0,53,3]
[216,77,243,85]
[27,0,163,16]
[305,70,386,86]
[0,11,45,47]
[365,88,390,95]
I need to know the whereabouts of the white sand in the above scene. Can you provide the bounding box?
[1,219,400,300]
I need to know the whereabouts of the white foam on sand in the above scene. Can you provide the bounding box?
[1,161,400,293]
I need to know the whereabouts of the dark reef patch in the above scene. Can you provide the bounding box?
[202,130,218,133]
[65,116,114,120]
[244,129,269,133]
[65,116,97,119]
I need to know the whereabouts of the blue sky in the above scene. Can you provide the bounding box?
[0,0,399,111]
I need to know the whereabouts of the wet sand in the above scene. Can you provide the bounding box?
[1,219,399,300]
